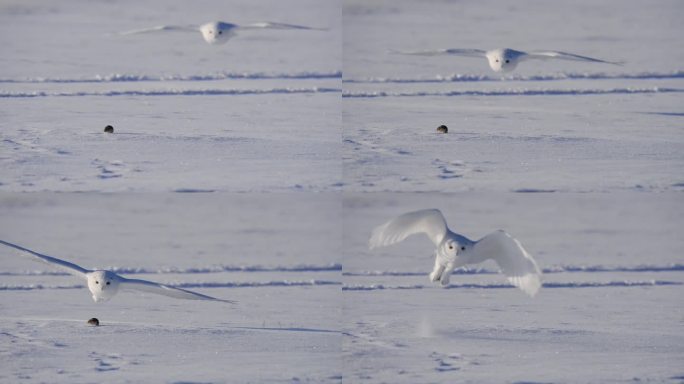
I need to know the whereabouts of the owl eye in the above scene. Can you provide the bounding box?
[505,59,510,63]
[461,246,466,251]
[495,59,499,63]
[95,281,99,284]
[448,245,453,250]
[106,281,111,285]
[218,30,222,34]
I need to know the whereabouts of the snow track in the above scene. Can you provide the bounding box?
[342,280,681,291]
[343,70,684,84]
[343,263,684,276]
[1,280,342,291]
[0,263,342,276]
[1,87,341,98]
[343,263,684,291]
[0,71,342,84]
[343,87,682,98]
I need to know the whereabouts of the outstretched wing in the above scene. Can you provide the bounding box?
[471,231,542,297]
[391,48,486,57]
[238,21,325,31]
[119,25,198,36]
[523,50,622,65]
[120,277,235,303]
[370,209,449,249]
[0,239,89,278]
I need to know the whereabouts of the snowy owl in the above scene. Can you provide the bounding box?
[369,209,542,296]
[0,239,234,303]
[395,48,622,73]
[120,21,324,45]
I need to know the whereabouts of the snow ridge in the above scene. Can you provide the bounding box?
[5,263,679,277]
[343,87,682,98]
[0,280,341,291]
[343,70,684,83]
[342,280,682,291]
[343,264,684,276]
[0,263,342,276]
[0,87,341,98]
[0,71,342,83]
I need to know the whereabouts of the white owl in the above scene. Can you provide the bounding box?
[0,239,234,304]
[370,209,542,296]
[395,48,621,73]
[120,21,324,45]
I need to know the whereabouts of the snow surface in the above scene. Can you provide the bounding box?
[343,0,684,192]
[0,0,341,192]
[343,193,684,383]
[0,193,341,383]
[340,3,683,380]
[1,0,683,383]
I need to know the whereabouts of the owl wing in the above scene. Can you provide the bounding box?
[119,277,235,303]
[0,239,89,278]
[523,50,622,65]
[369,209,449,249]
[471,231,542,296]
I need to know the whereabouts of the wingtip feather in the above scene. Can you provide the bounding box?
[508,273,542,297]
[368,223,388,250]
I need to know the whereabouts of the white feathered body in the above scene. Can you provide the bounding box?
[87,270,120,302]
[370,209,542,296]
[485,48,525,72]
[199,22,238,44]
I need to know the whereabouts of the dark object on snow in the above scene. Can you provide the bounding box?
[87,318,100,326]
[436,125,448,133]
[104,125,114,133]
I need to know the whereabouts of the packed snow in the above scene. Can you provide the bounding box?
[342,0,684,192]
[0,193,341,383]
[0,0,341,192]
[343,193,684,383]
[1,0,682,383]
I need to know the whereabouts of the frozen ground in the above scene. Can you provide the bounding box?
[342,193,684,383]
[2,0,683,383]
[0,0,341,192]
[342,0,684,192]
[0,193,341,383]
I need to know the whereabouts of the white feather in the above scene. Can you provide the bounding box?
[391,48,486,57]
[118,25,197,35]
[523,50,622,65]
[120,278,235,303]
[0,239,89,278]
[470,230,542,297]
[369,209,448,248]
[238,21,325,31]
